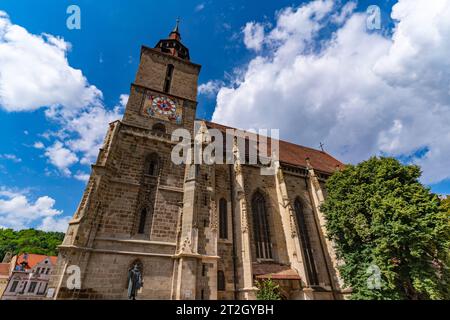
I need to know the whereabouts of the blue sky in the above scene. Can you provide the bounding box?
[0,0,449,231]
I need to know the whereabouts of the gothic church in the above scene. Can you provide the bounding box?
[48,23,347,300]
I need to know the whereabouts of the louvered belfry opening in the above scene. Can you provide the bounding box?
[252,191,273,260]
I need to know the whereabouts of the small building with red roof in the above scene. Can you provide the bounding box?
[1,253,57,300]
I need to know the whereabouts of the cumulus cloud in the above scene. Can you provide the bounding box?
[65,103,123,165]
[212,0,450,184]
[38,215,71,232]
[74,171,90,183]
[44,141,78,176]
[0,11,102,113]
[0,11,126,177]
[243,22,266,51]
[0,186,68,231]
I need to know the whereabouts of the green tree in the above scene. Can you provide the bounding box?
[0,228,64,261]
[442,196,450,214]
[321,157,450,300]
[256,278,282,300]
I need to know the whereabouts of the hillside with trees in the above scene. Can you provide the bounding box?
[0,228,64,261]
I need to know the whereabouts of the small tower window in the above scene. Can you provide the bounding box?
[146,153,160,176]
[217,271,225,291]
[163,64,174,93]
[138,208,148,234]
[152,123,166,134]
[219,198,228,239]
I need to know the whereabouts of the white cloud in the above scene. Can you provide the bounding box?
[38,215,71,232]
[74,171,90,183]
[119,94,129,107]
[44,141,78,176]
[0,11,128,176]
[0,186,67,231]
[0,11,102,113]
[198,80,225,97]
[212,0,450,184]
[0,154,22,163]
[195,3,205,12]
[64,99,124,165]
[33,141,45,149]
[243,22,265,51]
[331,1,357,24]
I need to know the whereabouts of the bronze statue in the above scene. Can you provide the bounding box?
[127,264,143,300]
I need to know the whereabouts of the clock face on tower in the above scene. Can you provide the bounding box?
[152,96,176,116]
[142,93,183,124]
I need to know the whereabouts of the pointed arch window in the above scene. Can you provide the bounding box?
[219,198,228,239]
[217,271,225,291]
[251,191,272,260]
[294,198,319,286]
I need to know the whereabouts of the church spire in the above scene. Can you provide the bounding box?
[154,18,190,60]
[169,18,181,41]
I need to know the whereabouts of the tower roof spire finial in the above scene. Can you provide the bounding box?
[169,17,181,41]
[155,17,190,60]
[173,17,180,33]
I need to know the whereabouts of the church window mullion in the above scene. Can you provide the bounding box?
[252,191,273,260]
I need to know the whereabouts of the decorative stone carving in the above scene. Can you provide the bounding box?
[180,236,192,254]
[241,201,249,233]
[210,199,218,232]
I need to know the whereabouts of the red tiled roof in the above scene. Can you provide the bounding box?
[16,254,57,270]
[205,121,344,174]
[0,263,10,277]
[253,263,301,280]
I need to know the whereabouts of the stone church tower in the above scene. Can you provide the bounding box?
[48,23,348,300]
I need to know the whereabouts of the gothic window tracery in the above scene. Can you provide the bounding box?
[251,191,273,260]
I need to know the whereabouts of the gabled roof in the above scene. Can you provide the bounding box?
[204,121,344,174]
[15,254,57,270]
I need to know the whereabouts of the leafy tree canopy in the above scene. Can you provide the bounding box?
[256,278,282,300]
[321,157,450,300]
[0,228,64,261]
